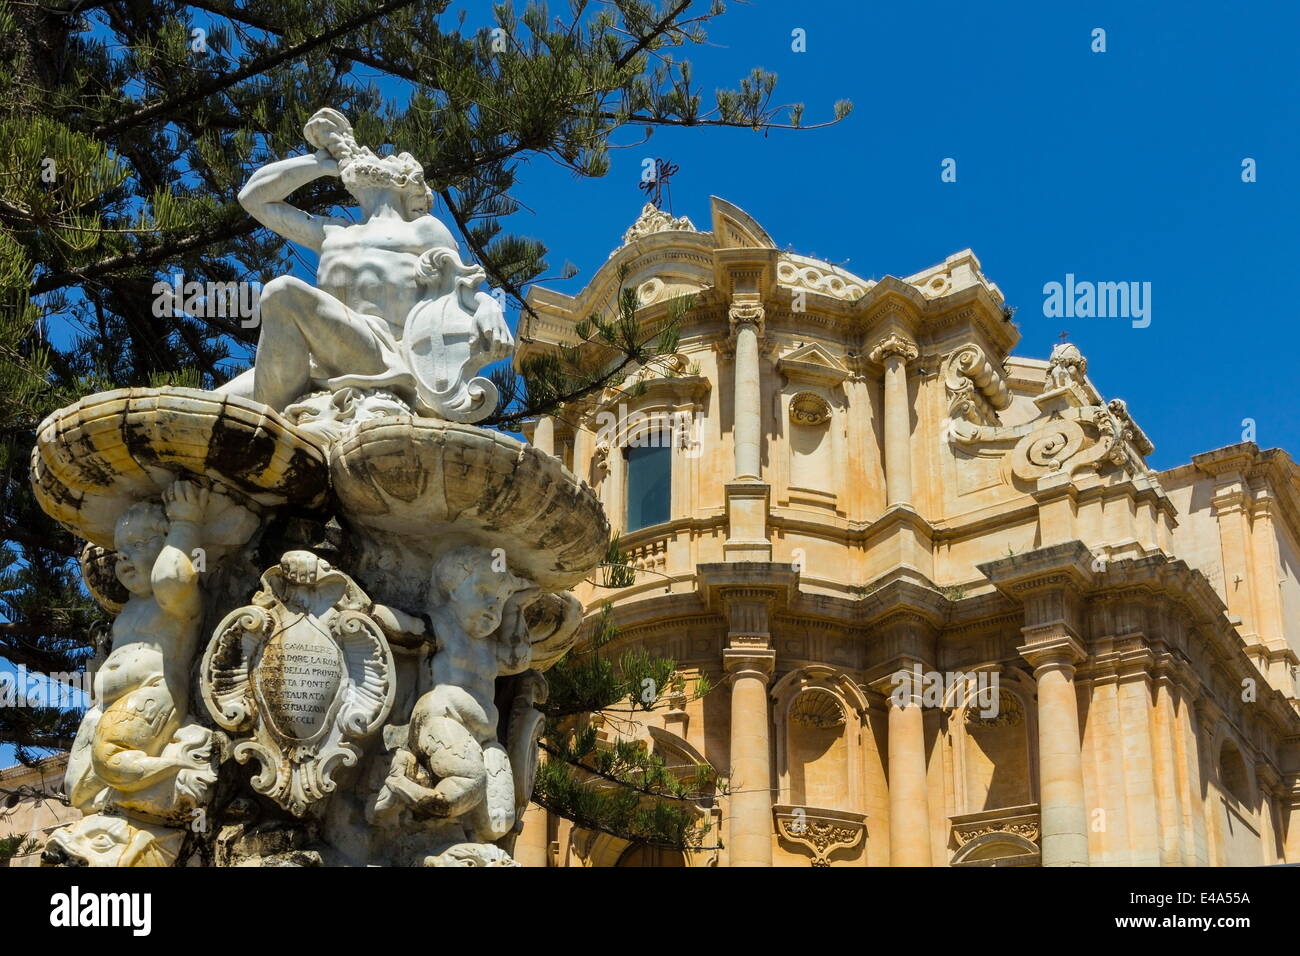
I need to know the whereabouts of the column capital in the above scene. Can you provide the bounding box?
[1210,479,1249,516]
[869,332,919,366]
[723,645,776,680]
[866,664,929,708]
[728,298,766,339]
[1018,634,1086,676]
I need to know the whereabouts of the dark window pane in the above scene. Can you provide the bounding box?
[625,443,671,531]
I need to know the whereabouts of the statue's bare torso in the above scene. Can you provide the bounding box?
[317,215,458,332]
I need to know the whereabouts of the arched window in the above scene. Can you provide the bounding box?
[625,443,671,531]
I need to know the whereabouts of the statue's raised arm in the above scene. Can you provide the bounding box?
[217,108,513,432]
[237,147,346,252]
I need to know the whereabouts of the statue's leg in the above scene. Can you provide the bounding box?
[478,740,516,840]
[251,275,393,411]
[411,713,488,817]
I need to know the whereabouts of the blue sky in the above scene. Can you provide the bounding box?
[7,0,1295,771]
[490,0,1299,471]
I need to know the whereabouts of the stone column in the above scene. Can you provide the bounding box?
[513,803,551,867]
[571,405,594,485]
[718,580,777,867]
[533,415,555,456]
[1151,674,1186,866]
[1256,764,1282,865]
[730,300,764,481]
[883,669,932,866]
[1174,674,1211,866]
[724,645,775,866]
[1283,775,1300,864]
[1116,656,1160,865]
[1021,638,1090,866]
[870,334,918,509]
[1250,489,1287,647]
[722,300,772,561]
[1210,477,1259,633]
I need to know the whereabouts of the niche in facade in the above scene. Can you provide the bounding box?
[788,391,834,497]
[962,690,1032,812]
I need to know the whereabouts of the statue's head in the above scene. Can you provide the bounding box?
[431,545,528,638]
[113,501,168,597]
[304,106,433,221]
[43,813,181,867]
[340,147,433,220]
[1048,341,1087,372]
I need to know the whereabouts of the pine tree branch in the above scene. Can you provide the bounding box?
[30,217,263,295]
[613,0,692,69]
[437,187,541,324]
[0,639,87,676]
[537,740,713,804]
[0,730,76,752]
[528,791,722,852]
[92,0,426,138]
[0,621,88,640]
[0,521,79,560]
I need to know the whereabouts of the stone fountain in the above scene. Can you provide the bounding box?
[31,108,608,867]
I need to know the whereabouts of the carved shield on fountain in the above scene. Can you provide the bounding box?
[256,615,345,741]
[402,293,501,424]
[200,554,396,817]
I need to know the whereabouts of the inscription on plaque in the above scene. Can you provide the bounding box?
[256,621,344,740]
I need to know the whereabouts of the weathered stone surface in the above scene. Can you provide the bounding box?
[332,416,609,597]
[200,551,397,818]
[31,387,329,549]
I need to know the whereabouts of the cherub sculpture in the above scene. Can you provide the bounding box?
[368,545,582,865]
[216,107,513,428]
[45,479,256,867]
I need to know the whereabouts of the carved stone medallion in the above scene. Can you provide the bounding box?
[200,551,396,816]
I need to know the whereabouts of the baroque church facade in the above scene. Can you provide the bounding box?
[511,198,1300,867]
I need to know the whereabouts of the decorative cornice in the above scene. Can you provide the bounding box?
[950,804,1040,848]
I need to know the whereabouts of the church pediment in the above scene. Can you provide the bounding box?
[778,341,851,387]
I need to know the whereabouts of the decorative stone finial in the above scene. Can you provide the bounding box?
[621,201,696,246]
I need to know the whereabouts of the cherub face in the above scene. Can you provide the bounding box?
[448,567,517,639]
[114,529,164,597]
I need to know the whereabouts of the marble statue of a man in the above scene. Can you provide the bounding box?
[218,108,513,425]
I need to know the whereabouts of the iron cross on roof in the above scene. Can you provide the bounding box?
[639,158,680,210]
